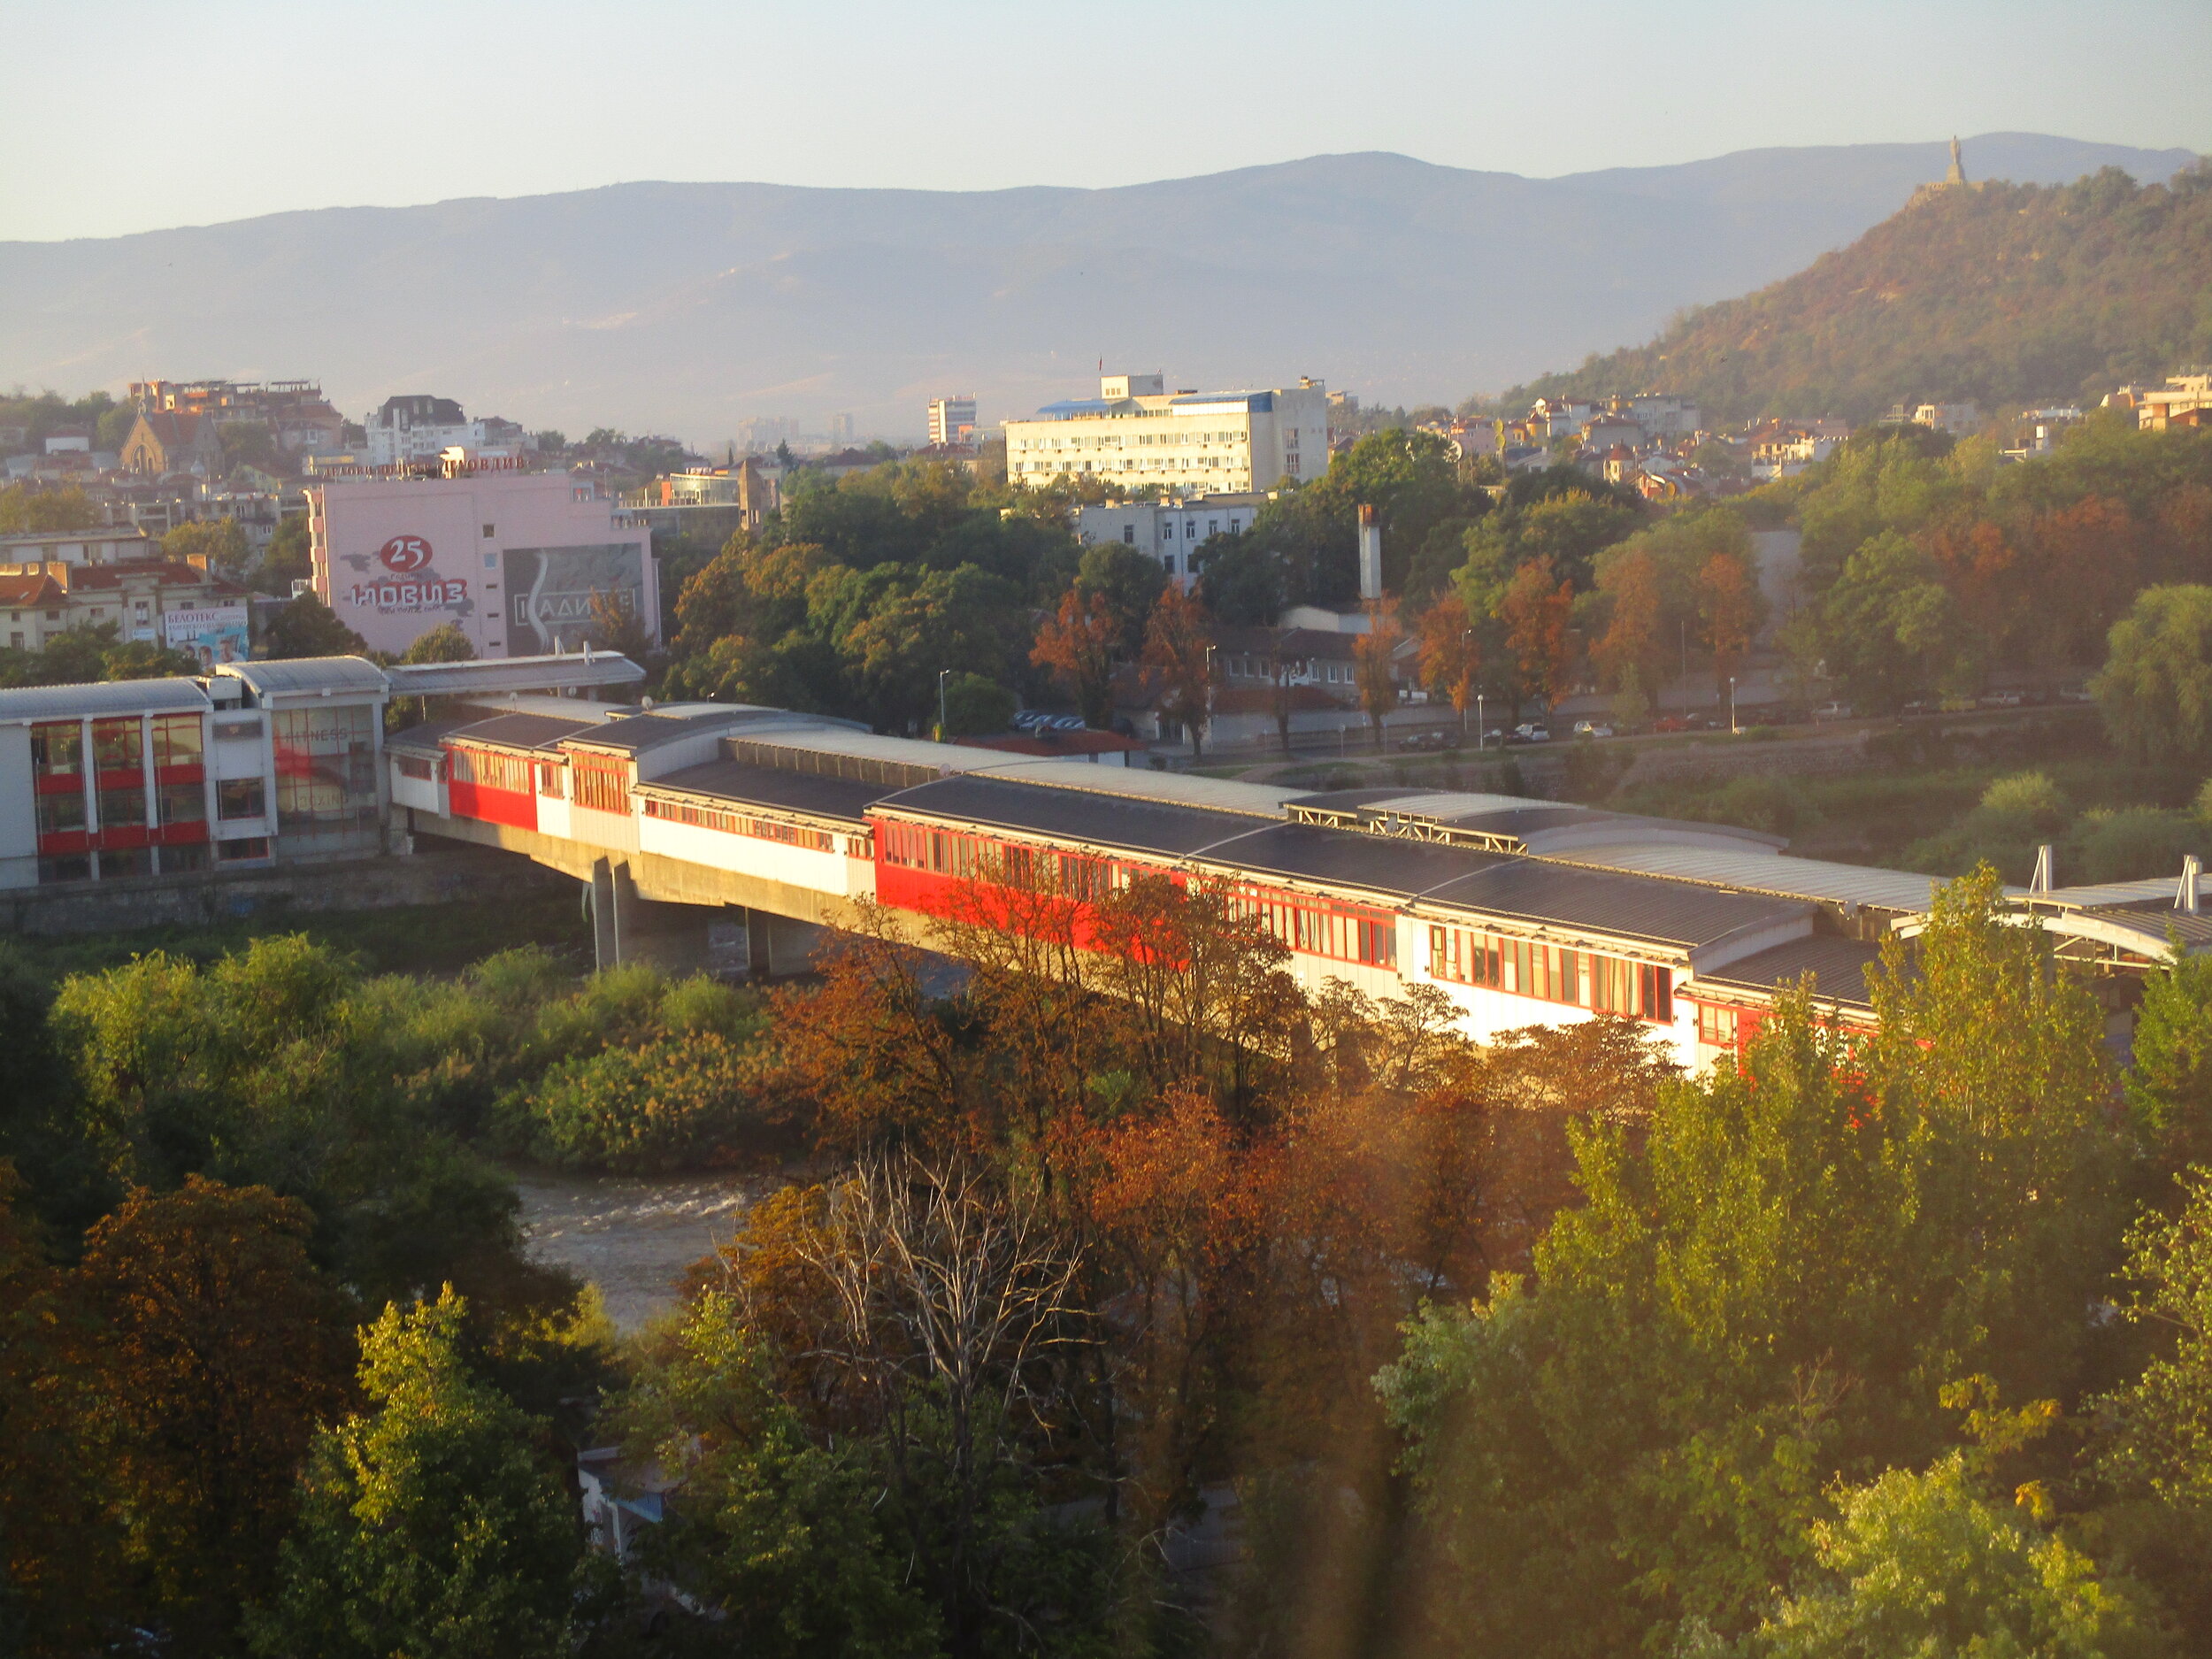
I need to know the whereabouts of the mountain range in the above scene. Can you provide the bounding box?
[0,133,2197,444]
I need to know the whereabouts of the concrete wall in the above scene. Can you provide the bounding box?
[0,844,572,937]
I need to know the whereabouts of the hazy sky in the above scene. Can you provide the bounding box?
[4,0,2207,242]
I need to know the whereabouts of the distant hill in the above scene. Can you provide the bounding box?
[1508,163,2212,424]
[0,134,2195,442]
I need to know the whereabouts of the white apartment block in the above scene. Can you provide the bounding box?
[1077,494,1267,583]
[1005,373,1330,496]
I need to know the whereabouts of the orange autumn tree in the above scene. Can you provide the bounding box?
[1416,591,1483,735]
[1593,545,1667,695]
[1500,557,1576,721]
[1029,588,1119,728]
[1353,601,1405,749]
[1696,550,1763,701]
[1142,580,1216,757]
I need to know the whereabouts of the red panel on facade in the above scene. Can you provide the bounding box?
[448,780,538,832]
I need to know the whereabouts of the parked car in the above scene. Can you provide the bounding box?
[1399,730,1448,751]
[1812,699,1855,723]
[1509,723,1551,744]
[1572,720,1615,739]
[1981,691,2024,709]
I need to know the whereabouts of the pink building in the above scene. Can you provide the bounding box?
[308,472,657,659]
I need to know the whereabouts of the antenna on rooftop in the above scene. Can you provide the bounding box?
[2179,855,2201,914]
[2031,843,2054,895]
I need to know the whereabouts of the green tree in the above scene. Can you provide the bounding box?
[2094,584,2212,765]
[2125,949,2212,1172]
[938,670,1017,738]
[1819,531,1963,714]
[1075,541,1167,657]
[1712,1453,2163,1659]
[1194,531,1288,624]
[0,484,97,532]
[258,514,311,595]
[99,635,201,681]
[2090,1167,2212,1644]
[1377,870,2123,1656]
[250,1287,580,1659]
[76,1177,354,1649]
[400,620,474,664]
[162,517,253,583]
[261,594,366,659]
[611,1291,941,1656]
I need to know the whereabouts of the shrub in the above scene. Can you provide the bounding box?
[525,1031,764,1173]
[2069,807,2206,886]
[1979,770,2068,828]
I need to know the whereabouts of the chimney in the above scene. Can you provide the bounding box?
[2180,855,2201,915]
[1357,503,1382,602]
[2031,843,2054,894]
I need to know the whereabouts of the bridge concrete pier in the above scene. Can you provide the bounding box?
[585,855,826,979]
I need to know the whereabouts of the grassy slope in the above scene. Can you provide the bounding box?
[7,888,592,982]
[1505,165,2212,424]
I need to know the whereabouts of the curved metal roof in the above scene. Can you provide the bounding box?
[0,677,210,721]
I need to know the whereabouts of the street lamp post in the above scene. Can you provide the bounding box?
[1476,691,1486,750]
[937,667,949,741]
[1729,675,1739,735]
[1461,628,1474,741]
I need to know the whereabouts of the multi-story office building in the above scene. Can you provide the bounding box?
[310,470,657,659]
[1004,374,1331,495]
[0,658,389,887]
[926,397,978,447]
[1076,493,1268,582]
[0,652,646,890]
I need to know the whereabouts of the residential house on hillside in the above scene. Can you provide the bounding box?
[0,556,248,655]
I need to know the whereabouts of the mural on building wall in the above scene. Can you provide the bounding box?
[502,544,645,654]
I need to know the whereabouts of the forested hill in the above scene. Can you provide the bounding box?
[1505,164,2212,423]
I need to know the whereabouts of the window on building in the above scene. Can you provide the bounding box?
[97,777,146,830]
[273,704,377,842]
[396,755,435,780]
[1163,555,1177,575]
[536,761,565,798]
[152,713,203,768]
[92,718,142,773]
[1427,924,1672,1023]
[218,777,266,820]
[570,753,631,815]
[31,721,82,780]
[483,523,495,537]
[35,791,85,837]
[157,780,206,826]
[1697,1003,1739,1047]
[159,842,211,874]
[216,836,270,862]
[98,847,150,880]
[37,854,91,885]
[1122,526,1134,544]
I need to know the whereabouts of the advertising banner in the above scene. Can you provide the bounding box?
[502,544,646,655]
[163,603,251,669]
[343,534,471,618]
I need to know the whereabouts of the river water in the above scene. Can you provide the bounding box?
[510,1169,775,1333]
